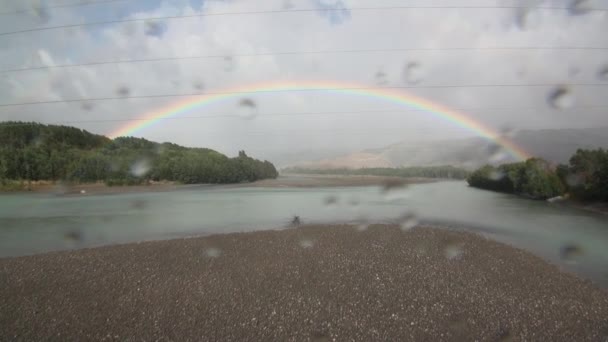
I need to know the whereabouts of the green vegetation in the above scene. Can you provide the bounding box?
[468,149,608,201]
[282,165,470,179]
[0,122,278,190]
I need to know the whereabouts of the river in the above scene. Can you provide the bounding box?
[1,180,607,286]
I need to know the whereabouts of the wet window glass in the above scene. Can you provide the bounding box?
[1,0,608,340]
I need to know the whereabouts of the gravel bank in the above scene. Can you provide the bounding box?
[1,225,607,341]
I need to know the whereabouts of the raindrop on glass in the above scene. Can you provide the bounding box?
[80,189,86,194]
[116,86,130,97]
[548,86,574,110]
[323,195,338,206]
[192,80,204,91]
[144,20,164,36]
[64,230,82,243]
[355,215,369,232]
[131,199,147,210]
[514,5,540,30]
[489,170,505,181]
[566,173,583,187]
[444,243,464,260]
[53,182,68,196]
[224,56,235,72]
[205,247,221,258]
[236,98,258,120]
[81,102,93,111]
[375,70,388,86]
[381,179,409,201]
[402,62,424,84]
[31,1,50,23]
[397,213,418,231]
[299,239,314,249]
[489,150,510,164]
[282,0,295,9]
[568,0,592,15]
[130,159,151,177]
[598,65,608,81]
[560,244,583,264]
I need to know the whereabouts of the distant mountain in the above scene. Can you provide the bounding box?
[289,127,608,170]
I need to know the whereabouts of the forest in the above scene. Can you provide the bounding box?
[467,149,608,201]
[282,165,470,179]
[0,122,278,189]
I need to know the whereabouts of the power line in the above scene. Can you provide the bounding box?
[0,0,128,16]
[1,83,606,108]
[2,105,607,127]
[1,5,607,37]
[3,46,608,73]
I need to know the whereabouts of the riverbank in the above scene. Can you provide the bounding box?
[0,175,435,195]
[1,225,607,341]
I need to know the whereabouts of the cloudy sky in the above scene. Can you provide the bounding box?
[0,0,607,164]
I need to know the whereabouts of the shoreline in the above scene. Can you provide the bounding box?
[0,175,438,196]
[1,225,607,340]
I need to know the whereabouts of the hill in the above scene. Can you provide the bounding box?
[0,122,278,188]
[290,127,608,170]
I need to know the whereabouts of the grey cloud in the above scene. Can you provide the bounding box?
[0,0,607,165]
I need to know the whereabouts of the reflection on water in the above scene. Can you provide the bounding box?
[1,181,607,286]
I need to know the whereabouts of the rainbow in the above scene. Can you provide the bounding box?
[109,80,530,160]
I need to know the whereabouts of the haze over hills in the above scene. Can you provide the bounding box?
[288,127,608,170]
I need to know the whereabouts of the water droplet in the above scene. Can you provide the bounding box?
[486,143,501,156]
[566,173,584,187]
[375,70,388,86]
[323,195,338,206]
[402,62,424,84]
[130,159,151,177]
[568,66,581,78]
[299,239,314,248]
[514,5,540,30]
[489,151,510,164]
[31,1,50,23]
[282,0,295,9]
[131,199,147,210]
[597,65,608,81]
[568,0,592,15]
[116,86,130,97]
[489,170,506,181]
[205,247,221,258]
[355,215,369,231]
[224,56,235,72]
[560,244,583,264]
[64,230,82,243]
[80,189,86,194]
[236,98,258,120]
[192,80,204,91]
[448,315,468,336]
[381,179,409,201]
[348,196,360,207]
[81,102,93,111]
[444,243,464,260]
[53,182,68,196]
[496,325,513,341]
[548,86,575,110]
[397,213,418,231]
[121,22,137,36]
[144,20,164,36]
[499,125,516,138]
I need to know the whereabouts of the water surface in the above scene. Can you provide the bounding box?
[1,181,607,286]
